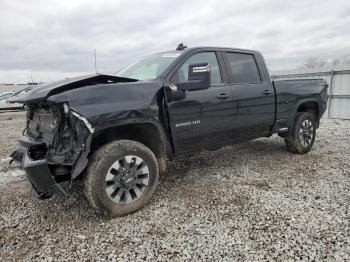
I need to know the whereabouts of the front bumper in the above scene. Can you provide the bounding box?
[10,137,66,198]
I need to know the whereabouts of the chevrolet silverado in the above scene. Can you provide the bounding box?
[9,44,328,216]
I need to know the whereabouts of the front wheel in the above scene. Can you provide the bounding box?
[83,140,159,217]
[284,112,316,154]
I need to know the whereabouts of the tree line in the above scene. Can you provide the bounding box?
[301,55,350,69]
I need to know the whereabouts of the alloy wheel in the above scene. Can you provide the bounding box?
[105,155,149,204]
[299,119,314,147]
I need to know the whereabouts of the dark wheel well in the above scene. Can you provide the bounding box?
[90,123,167,173]
[297,101,319,127]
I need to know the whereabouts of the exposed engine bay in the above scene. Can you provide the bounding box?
[19,103,92,179]
[8,74,144,197]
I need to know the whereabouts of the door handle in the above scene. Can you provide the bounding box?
[262,90,273,95]
[216,93,230,99]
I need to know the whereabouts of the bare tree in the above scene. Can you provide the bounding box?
[329,58,341,67]
[303,57,328,69]
[328,55,350,67]
[301,54,350,69]
[341,54,350,65]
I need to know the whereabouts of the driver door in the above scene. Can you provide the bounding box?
[165,51,234,153]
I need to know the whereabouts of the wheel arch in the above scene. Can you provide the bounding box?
[89,119,172,174]
[288,99,320,136]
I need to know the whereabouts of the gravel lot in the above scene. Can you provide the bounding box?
[0,111,349,261]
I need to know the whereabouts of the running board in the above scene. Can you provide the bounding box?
[277,127,288,133]
[273,119,288,133]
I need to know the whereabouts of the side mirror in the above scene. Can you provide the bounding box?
[177,62,211,91]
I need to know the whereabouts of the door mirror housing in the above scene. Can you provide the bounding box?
[177,62,211,91]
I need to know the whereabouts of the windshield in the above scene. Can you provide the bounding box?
[116,51,181,80]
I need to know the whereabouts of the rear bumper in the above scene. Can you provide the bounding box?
[10,137,66,198]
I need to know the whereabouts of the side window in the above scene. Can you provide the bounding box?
[226,53,261,83]
[176,52,222,86]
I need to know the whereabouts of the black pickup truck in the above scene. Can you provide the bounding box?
[9,45,328,216]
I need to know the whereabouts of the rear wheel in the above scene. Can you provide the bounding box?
[83,140,159,217]
[284,112,316,154]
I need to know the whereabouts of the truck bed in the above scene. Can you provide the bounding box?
[273,79,328,132]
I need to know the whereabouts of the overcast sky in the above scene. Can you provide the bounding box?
[1,0,350,83]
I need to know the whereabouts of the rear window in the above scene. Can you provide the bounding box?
[226,53,261,83]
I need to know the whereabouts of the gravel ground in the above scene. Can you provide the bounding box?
[0,111,349,261]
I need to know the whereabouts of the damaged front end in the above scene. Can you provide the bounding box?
[11,103,93,198]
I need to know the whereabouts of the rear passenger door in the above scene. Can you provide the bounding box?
[223,52,275,140]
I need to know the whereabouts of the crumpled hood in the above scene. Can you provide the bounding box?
[8,73,164,127]
[8,74,137,104]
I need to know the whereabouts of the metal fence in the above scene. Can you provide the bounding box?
[271,66,350,119]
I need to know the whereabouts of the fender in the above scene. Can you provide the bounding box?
[94,118,171,151]
[71,134,92,179]
[287,98,321,136]
[71,118,172,179]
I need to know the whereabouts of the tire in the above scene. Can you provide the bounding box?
[83,140,159,217]
[284,112,316,154]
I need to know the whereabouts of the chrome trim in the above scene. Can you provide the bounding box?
[71,111,95,133]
